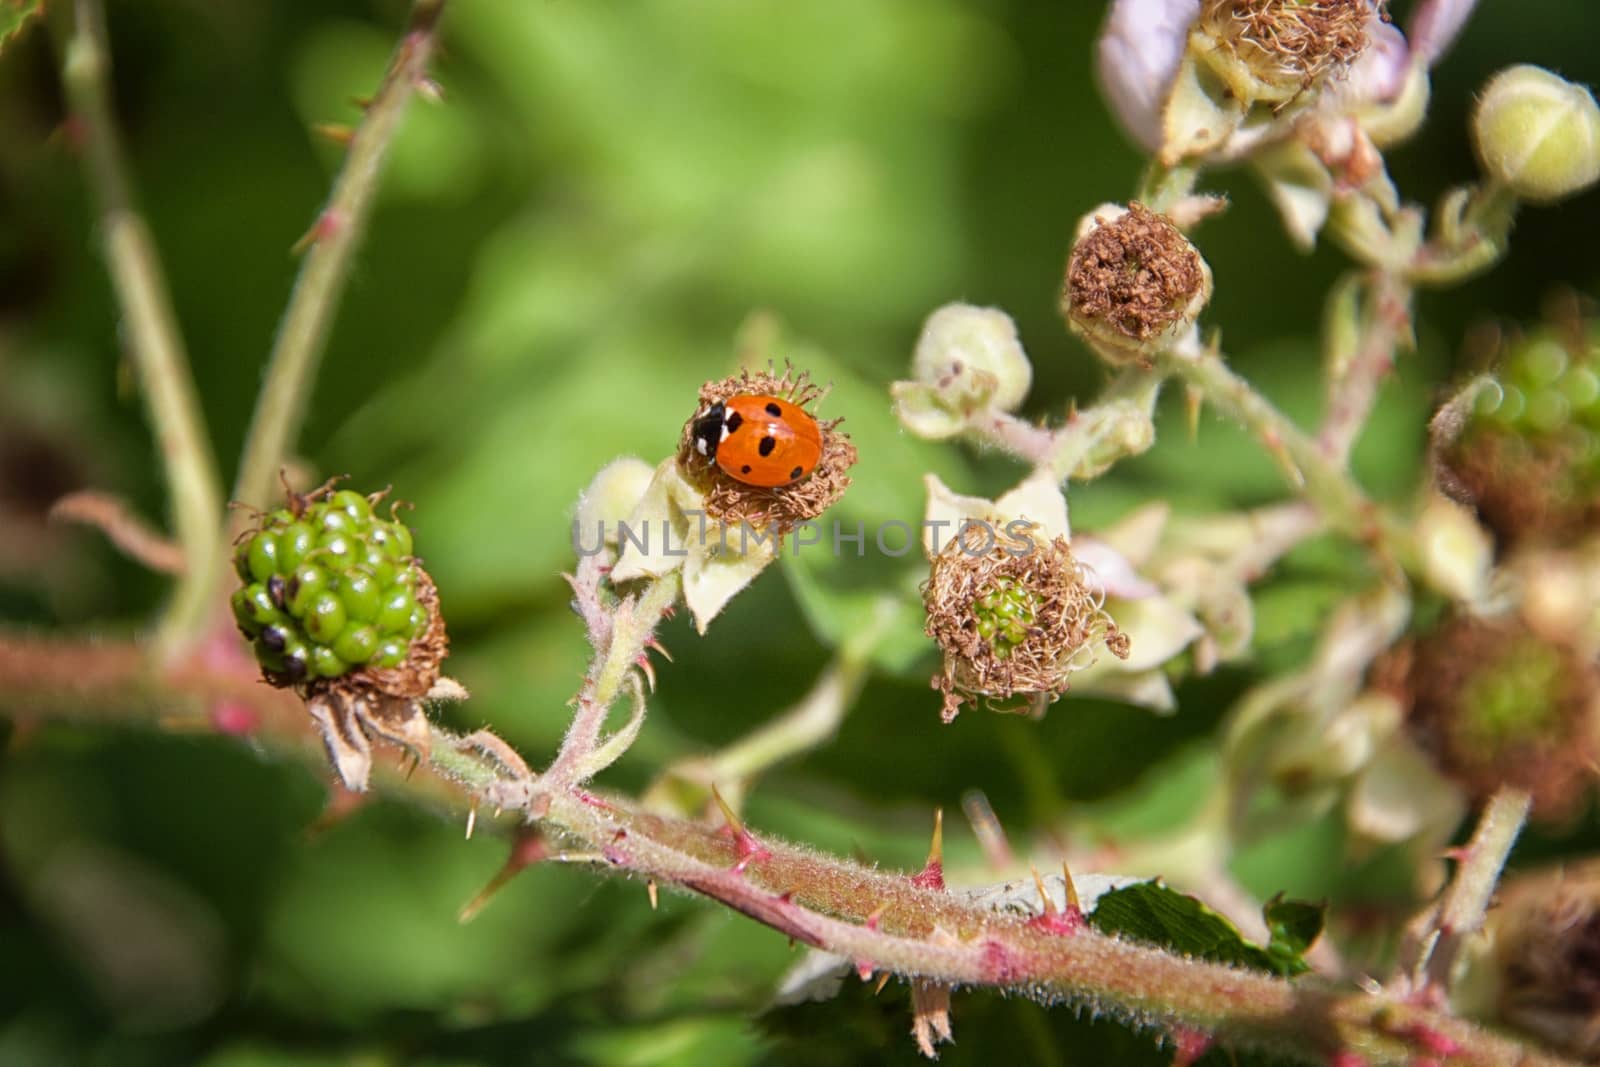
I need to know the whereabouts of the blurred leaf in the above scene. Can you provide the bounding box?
[1087,881,1320,978]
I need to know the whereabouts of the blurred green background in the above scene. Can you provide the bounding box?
[2,1,1599,1064]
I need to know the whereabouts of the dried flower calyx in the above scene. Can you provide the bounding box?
[1486,861,1600,1060]
[232,478,453,790]
[1194,0,1379,106]
[675,365,857,534]
[1063,203,1211,364]
[924,522,1128,723]
[1388,615,1600,822]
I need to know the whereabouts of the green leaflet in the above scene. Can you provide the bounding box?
[1088,880,1326,979]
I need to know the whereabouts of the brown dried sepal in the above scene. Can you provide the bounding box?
[302,568,448,792]
[1064,204,1206,345]
[675,365,857,535]
[1491,861,1600,1060]
[1439,428,1600,550]
[1200,0,1376,95]
[923,523,1128,723]
[1392,615,1600,822]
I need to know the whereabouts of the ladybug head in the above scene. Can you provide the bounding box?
[690,401,727,461]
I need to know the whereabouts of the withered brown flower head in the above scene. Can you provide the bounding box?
[1491,862,1600,1061]
[923,522,1129,723]
[1063,203,1207,347]
[1387,615,1600,822]
[676,365,857,535]
[1199,0,1377,95]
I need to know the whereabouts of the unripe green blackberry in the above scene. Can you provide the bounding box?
[231,485,435,689]
[1444,325,1600,547]
[973,578,1037,661]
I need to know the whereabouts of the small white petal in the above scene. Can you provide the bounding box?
[994,470,1070,541]
[611,459,698,582]
[1095,0,1200,151]
[1073,664,1179,714]
[1347,739,1465,844]
[1108,595,1204,671]
[1073,537,1159,600]
[921,474,996,559]
[1407,0,1479,66]
[1089,502,1170,568]
[683,535,779,634]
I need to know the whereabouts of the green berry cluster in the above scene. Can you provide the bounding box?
[1472,331,1600,450]
[1453,327,1600,543]
[973,577,1036,660]
[231,488,425,684]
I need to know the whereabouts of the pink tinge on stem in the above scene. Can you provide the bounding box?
[1407,0,1480,66]
[1095,0,1199,151]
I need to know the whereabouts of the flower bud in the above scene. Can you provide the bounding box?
[1473,65,1600,204]
[895,304,1033,439]
[1062,203,1211,365]
[575,457,656,548]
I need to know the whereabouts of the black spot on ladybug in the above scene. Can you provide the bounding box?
[790,466,804,481]
[765,402,783,417]
[725,411,744,434]
[758,436,777,457]
[741,465,752,475]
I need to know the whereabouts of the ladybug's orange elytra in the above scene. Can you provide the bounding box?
[691,394,823,488]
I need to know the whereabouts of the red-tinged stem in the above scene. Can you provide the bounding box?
[0,637,1575,1066]
[231,0,447,515]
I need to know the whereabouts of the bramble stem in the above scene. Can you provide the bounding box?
[231,0,447,512]
[0,635,1572,1067]
[57,0,224,656]
[1418,787,1530,992]
[1156,341,1417,581]
[544,573,681,787]
[1318,271,1414,466]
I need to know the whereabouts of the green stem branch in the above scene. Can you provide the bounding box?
[1157,342,1417,581]
[231,0,447,512]
[56,0,224,656]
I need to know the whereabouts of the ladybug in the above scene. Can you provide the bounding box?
[692,393,823,488]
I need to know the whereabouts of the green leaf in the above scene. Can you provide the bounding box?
[0,0,43,55]
[1087,881,1321,978]
[1262,893,1327,976]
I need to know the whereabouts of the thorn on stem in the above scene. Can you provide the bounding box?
[291,210,345,256]
[910,808,945,890]
[647,879,658,910]
[312,123,355,146]
[464,800,478,840]
[458,829,549,924]
[711,784,772,873]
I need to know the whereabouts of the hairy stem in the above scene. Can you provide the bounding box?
[1419,787,1530,992]
[1318,272,1415,466]
[544,573,681,786]
[231,0,447,512]
[56,0,224,656]
[0,637,1572,1067]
